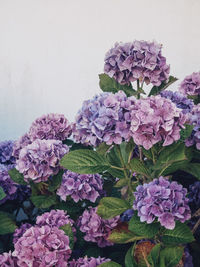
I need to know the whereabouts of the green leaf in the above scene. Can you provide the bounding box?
[108,229,145,244]
[129,158,151,178]
[60,223,74,249]
[0,211,17,234]
[99,73,137,97]
[96,142,111,155]
[60,149,110,174]
[180,124,194,140]
[30,195,57,209]
[106,146,126,178]
[48,170,64,192]
[181,163,200,180]
[159,246,184,267]
[0,186,6,201]
[148,76,178,96]
[120,141,135,165]
[147,244,161,267]
[128,214,160,238]
[99,261,122,267]
[8,168,27,185]
[114,178,129,188]
[125,244,138,267]
[97,197,131,219]
[162,222,194,245]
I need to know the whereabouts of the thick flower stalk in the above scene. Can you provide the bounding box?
[16,139,69,183]
[104,40,170,86]
[13,225,71,267]
[13,223,32,244]
[186,104,200,150]
[0,140,16,167]
[77,207,120,247]
[57,171,104,203]
[129,95,187,149]
[0,252,18,267]
[29,113,73,141]
[133,177,191,229]
[69,256,110,267]
[73,91,133,146]
[179,72,200,96]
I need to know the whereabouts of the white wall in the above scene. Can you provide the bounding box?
[0,0,200,140]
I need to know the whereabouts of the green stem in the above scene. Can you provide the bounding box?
[138,146,143,162]
[110,165,124,171]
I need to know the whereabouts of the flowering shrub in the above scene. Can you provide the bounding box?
[1,39,200,267]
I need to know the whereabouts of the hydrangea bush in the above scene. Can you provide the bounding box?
[0,39,200,267]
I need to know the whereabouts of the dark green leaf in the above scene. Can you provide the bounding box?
[8,168,27,185]
[60,149,110,174]
[108,229,145,244]
[0,186,6,201]
[162,222,194,245]
[96,142,111,155]
[125,244,138,267]
[147,244,161,267]
[99,73,137,97]
[181,163,200,180]
[99,261,122,267]
[159,246,184,267]
[148,76,178,96]
[120,141,135,165]
[30,195,57,209]
[0,211,17,234]
[106,146,125,178]
[128,214,160,238]
[129,158,151,178]
[114,178,129,188]
[180,124,194,141]
[48,170,64,192]
[97,197,131,219]
[60,223,74,249]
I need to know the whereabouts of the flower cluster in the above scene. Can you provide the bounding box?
[186,104,200,150]
[13,223,32,244]
[188,181,200,211]
[36,209,76,235]
[77,207,120,247]
[120,209,134,222]
[29,113,73,141]
[104,40,170,86]
[57,171,104,203]
[0,140,16,167]
[12,134,32,159]
[73,91,132,146]
[69,256,110,267]
[129,95,186,149]
[133,177,191,229]
[179,72,200,96]
[160,90,194,114]
[0,252,17,267]
[16,139,69,183]
[13,225,71,267]
[0,170,17,204]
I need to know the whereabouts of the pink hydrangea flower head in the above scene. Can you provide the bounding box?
[0,252,18,267]
[77,207,120,247]
[13,223,32,244]
[12,134,32,159]
[57,171,104,203]
[29,113,73,141]
[69,256,111,267]
[13,225,71,267]
[16,139,69,183]
[179,72,200,96]
[133,177,191,229]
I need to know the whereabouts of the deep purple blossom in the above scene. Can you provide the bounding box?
[0,140,16,166]
[12,134,32,159]
[16,139,69,183]
[29,113,73,141]
[104,40,170,86]
[186,104,200,150]
[13,225,71,267]
[179,72,200,96]
[77,207,120,247]
[57,171,104,203]
[0,252,18,267]
[188,181,200,210]
[184,247,194,267]
[0,170,17,204]
[13,223,32,244]
[73,91,133,146]
[160,90,194,114]
[69,256,111,267]
[129,95,186,150]
[120,209,134,222]
[133,177,191,229]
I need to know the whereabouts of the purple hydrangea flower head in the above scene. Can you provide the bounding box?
[0,140,16,166]
[104,40,170,86]
[160,90,194,114]
[188,181,200,210]
[36,209,76,236]
[16,139,69,183]
[57,171,104,203]
[0,170,17,204]
[13,223,32,244]
[186,104,200,149]
[29,113,73,141]
[12,134,32,159]
[13,225,71,267]
[77,207,120,247]
[133,177,191,229]
[0,252,18,267]
[69,256,111,267]
[184,247,194,267]
[179,72,200,96]
[120,209,134,222]
[73,91,135,146]
[14,184,31,203]
[129,95,187,150]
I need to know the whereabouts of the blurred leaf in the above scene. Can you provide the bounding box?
[96,142,111,156]
[0,211,17,234]
[148,76,178,96]
[99,261,122,267]
[30,195,57,209]
[159,246,183,267]
[181,163,200,180]
[0,186,6,201]
[114,178,129,188]
[8,168,27,185]
[125,244,138,267]
[48,170,64,192]
[108,229,145,244]
[60,223,74,249]
[147,244,161,267]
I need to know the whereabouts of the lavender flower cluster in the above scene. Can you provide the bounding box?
[133,177,191,229]
[69,256,110,267]
[104,40,170,86]
[57,171,104,203]
[179,72,200,96]
[0,140,16,167]
[16,139,69,183]
[77,207,120,247]
[160,90,194,114]
[188,181,200,210]
[186,104,200,150]
[0,252,17,267]
[13,223,32,244]
[0,170,17,204]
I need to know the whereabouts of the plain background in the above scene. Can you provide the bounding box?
[0,0,200,140]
